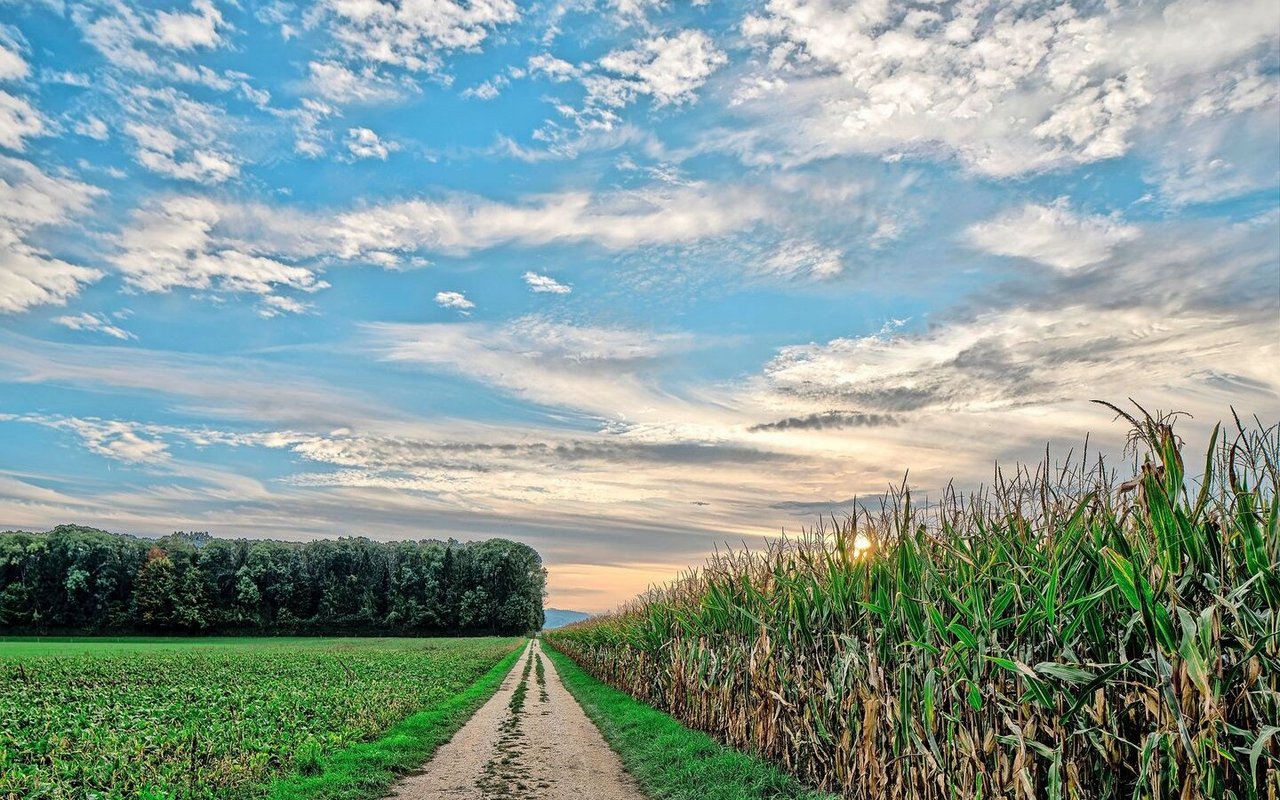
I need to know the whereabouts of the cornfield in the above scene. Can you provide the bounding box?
[547,406,1280,799]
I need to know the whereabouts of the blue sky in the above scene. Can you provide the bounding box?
[0,0,1276,610]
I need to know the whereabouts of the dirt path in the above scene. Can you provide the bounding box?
[389,639,647,800]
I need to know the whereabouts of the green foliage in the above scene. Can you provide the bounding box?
[548,409,1280,799]
[0,636,521,799]
[265,644,524,800]
[0,530,546,636]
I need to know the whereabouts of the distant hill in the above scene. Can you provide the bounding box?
[543,608,591,629]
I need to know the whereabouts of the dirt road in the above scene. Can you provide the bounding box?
[389,638,647,800]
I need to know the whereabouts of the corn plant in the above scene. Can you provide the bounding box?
[547,407,1279,799]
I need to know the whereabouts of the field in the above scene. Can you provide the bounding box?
[0,636,522,799]
[547,411,1280,799]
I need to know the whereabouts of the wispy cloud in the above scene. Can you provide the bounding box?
[967,200,1139,271]
[51,312,135,340]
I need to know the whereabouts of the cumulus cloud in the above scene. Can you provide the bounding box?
[73,0,232,77]
[734,0,1279,177]
[557,29,727,133]
[52,312,135,340]
[522,271,572,294]
[434,290,474,311]
[0,156,104,314]
[345,127,397,160]
[527,53,578,82]
[152,0,227,51]
[594,30,727,109]
[967,200,1140,271]
[316,0,518,73]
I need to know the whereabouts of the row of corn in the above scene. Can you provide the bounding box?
[547,409,1279,799]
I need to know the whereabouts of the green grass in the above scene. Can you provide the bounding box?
[265,643,525,800]
[0,636,426,657]
[0,636,523,799]
[543,642,834,800]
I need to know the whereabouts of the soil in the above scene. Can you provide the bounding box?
[388,638,648,799]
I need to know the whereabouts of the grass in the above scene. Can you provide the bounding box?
[0,636,523,799]
[266,642,525,800]
[547,408,1279,799]
[543,641,836,800]
[0,636,431,657]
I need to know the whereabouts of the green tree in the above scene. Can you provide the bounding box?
[173,562,211,631]
[132,548,176,630]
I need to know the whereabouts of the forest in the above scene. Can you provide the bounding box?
[0,525,546,635]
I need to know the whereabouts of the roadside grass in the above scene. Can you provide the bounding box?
[543,643,835,800]
[266,642,526,800]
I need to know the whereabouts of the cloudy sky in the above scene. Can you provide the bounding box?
[0,0,1276,611]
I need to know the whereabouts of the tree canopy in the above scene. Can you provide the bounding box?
[0,525,546,635]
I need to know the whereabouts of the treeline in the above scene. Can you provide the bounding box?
[0,525,546,635]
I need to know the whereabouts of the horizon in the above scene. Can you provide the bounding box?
[0,0,1277,613]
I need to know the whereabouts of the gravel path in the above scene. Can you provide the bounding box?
[388,639,647,800]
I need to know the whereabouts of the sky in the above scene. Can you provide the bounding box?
[0,0,1277,612]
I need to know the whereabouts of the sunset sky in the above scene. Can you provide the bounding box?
[0,0,1276,611]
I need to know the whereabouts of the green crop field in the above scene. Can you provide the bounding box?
[548,411,1280,799]
[0,636,522,799]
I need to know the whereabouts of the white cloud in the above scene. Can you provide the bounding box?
[759,303,1279,418]
[527,53,578,82]
[0,156,104,313]
[757,239,845,280]
[523,271,572,294]
[0,91,44,150]
[52,312,135,340]
[152,0,227,51]
[121,87,239,183]
[74,115,110,140]
[734,0,1279,177]
[462,77,505,100]
[967,200,1140,271]
[434,290,474,311]
[226,183,769,260]
[316,0,519,72]
[288,97,336,157]
[345,126,397,160]
[307,60,406,104]
[111,196,327,312]
[73,0,230,74]
[569,29,726,131]
[1152,99,1280,205]
[0,31,30,81]
[370,316,703,418]
[16,415,171,464]
[43,70,92,87]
